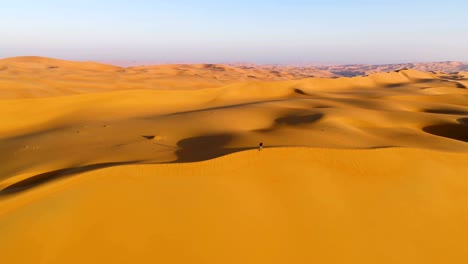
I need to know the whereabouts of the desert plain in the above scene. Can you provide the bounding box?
[1,56,468,263]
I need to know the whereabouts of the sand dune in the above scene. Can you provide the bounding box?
[2,148,468,264]
[2,57,467,99]
[1,57,468,263]
[314,61,468,77]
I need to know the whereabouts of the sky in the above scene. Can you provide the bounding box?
[0,0,467,65]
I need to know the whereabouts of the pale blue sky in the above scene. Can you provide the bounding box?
[0,0,467,64]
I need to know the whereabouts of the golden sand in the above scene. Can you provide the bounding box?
[1,57,467,263]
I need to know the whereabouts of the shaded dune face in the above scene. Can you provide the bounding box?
[294,88,307,95]
[423,122,468,142]
[257,112,324,133]
[440,79,467,89]
[423,109,468,115]
[275,113,324,126]
[0,161,138,195]
[175,134,251,162]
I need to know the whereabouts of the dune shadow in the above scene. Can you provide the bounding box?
[423,109,468,115]
[365,145,398,149]
[315,105,332,109]
[423,123,468,143]
[204,64,225,71]
[439,75,463,80]
[458,118,468,125]
[384,79,438,89]
[415,78,437,84]
[384,83,406,88]
[439,79,467,89]
[294,88,307,95]
[257,113,324,132]
[152,98,285,119]
[0,161,140,196]
[174,134,252,162]
[276,113,324,126]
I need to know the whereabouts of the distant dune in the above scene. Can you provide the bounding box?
[1,56,468,263]
[315,61,468,77]
[1,56,467,99]
[101,57,468,77]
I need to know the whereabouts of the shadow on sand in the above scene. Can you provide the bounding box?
[423,121,468,143]
[383,78,467,89]
[1,134,255,195]
[458,118,468,125]
[257,113,324,133]
[423,109,468,115]
[174,134,252,162]
[0,161,140,196]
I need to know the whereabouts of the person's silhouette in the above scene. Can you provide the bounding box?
[259,142,263,151]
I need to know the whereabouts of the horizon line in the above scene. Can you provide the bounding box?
[1,55,467,68]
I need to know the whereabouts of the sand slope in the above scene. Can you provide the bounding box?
[1,148,468,264]
[1,57,468,263]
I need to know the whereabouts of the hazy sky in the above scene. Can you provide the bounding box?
[1,0,467,64]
